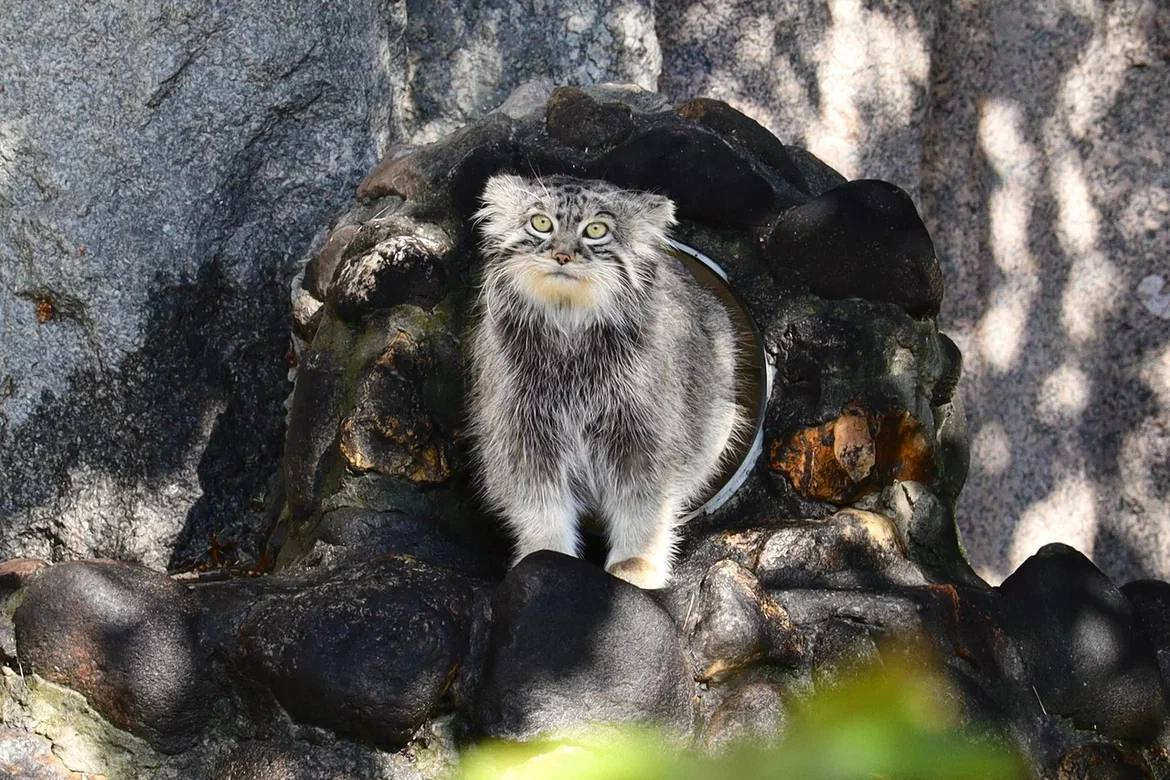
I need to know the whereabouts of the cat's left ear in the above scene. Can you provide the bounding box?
[638,192,678,230]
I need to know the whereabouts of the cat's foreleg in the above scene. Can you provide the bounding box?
[497,478,582,565]
[601,486,681,589]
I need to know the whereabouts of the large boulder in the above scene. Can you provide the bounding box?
[473,552,693,739]
[13,561,214,752]
[237,557,485,749]
[999,544,1166,741]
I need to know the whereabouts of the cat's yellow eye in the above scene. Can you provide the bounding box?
[529,214,553,233]
[584,221,609,239]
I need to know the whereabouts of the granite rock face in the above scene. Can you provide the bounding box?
[4,82,1169,779]
[0,0,402,572]
[658,0,1170,584]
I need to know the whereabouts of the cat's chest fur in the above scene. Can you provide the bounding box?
[496,312,651,414]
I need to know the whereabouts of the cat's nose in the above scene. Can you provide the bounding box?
[553,252,573,265]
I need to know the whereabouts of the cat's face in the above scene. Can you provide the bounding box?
[475,174,676,327]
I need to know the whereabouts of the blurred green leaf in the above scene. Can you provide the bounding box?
[457,645,1029,780]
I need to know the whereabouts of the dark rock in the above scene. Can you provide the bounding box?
[763,179,943,316]
[1122,578,1170,691]
[0,559,43,666]
[783,145,848,197]
[771,588,927,677]
[885,482,983,586]
[660,528,771,621]
[274,299,471,566]
[290,280,325,343]
[689,559,801,682]
[328,217,455,321]
[338,328,458,484]
[238,556,481,749]
[702,676,788,752]
[190,575,304,664]
[304,196,410,302]
[357,113,520,215]
[313,508,505,579]
[211,742,302,780]
[766,296,938,390]
[932,333,963,405]
[763,298,945,464]
[1055,743,1153,780]
[756,509,924,589]
[594,126,780,228]
[206,731,452,780]
[932,397,970,506]
[578,83,672,114]
[675,97,807,191]
[305,224,361,300]
[280,331,348,523]
[999,544,1166,741]
[12,561,213,752]
[546,86,634,149]
[474,551,693,739]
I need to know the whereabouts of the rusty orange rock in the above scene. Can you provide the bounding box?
[34,297,54,324]
[770,403,936,504]
[874,410,934,484]
[832,405,875,482]
[770,423,859,504]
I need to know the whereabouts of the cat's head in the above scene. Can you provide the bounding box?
[475,174,676,327]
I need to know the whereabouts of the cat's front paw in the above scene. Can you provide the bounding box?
[606,557,668,590]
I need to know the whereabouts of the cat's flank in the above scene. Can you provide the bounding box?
[467,174,741,589]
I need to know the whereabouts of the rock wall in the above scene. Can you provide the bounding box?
[1,1,1167,583]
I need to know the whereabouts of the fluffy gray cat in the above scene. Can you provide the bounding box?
[467,174,742,589]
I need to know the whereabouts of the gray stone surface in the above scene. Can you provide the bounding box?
[1,0,1166,589]
[660,0,1170,584]
[922,2,1170,585]
[0,0,403,571]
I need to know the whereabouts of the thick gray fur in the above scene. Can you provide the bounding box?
[467,174,743,588]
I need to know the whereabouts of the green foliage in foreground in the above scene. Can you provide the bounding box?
[457,654,1028,780]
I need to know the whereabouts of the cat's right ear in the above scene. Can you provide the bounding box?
[479,174,527,208]
[474,174,529,229]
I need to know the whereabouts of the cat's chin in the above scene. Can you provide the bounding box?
[518,267,602,312]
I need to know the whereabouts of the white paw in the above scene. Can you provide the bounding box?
[606,557,669,590]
